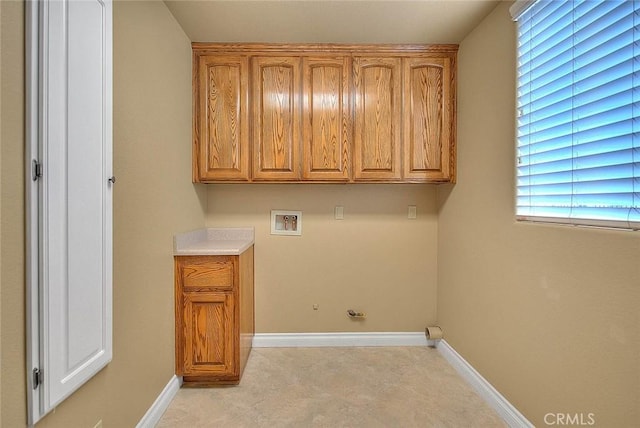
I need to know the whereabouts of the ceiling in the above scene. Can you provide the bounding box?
[164,0,501,44]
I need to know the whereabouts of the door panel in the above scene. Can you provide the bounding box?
[27,0,113,421]
[403,57,452,181]
[353,57,402,180]
[302,56,351,180]
[182,292,236,376]
[252,57,301,180]
[196,55,249,181]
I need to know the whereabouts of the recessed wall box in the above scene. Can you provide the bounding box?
[271,210,302,236]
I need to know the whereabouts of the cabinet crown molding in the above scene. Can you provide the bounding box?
[192,42,459,54]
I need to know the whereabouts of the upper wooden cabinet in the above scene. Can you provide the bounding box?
[193,55,249,181]
[192,44,457,183]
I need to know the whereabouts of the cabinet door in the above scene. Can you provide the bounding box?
[302,56,351,181]
[194,55,249,181]
[353,57,402,181]
[403,57,454,181]
[179,291,237,377]
[252,57,301,180]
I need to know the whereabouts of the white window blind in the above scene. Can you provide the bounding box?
[515,0,639,230]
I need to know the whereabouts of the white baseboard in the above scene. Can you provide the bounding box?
[136,375,182,428]
[253,332,430,347]
[436,340,534,428]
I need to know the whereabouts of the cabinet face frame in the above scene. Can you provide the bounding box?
[302,56,352,181]
[251,56,302,181]
[193,54,250,182]
[352,56,403,181]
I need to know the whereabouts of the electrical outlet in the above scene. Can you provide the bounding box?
[408,205,417,219]
[335,206,344,220]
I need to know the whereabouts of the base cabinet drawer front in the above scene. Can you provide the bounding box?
[181,292,236,377]
[178,256,235,291]
[175,247,254,386]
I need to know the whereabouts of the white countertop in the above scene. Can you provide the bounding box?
[174,227,254,256]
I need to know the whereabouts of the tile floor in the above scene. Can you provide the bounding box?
[157,346,506,428]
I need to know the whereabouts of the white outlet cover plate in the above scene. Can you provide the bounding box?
[271,210,302,236]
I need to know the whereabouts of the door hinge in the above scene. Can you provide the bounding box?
[32,159,43,181]
[33,368,42,389]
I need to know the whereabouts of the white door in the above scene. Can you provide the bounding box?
[26,0,113,424]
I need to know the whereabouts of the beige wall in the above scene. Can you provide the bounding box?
[1,1,26,426]
[0,1,205,426]
[206,184,438,332]
[0,1,3,420]
[438,3,640,427]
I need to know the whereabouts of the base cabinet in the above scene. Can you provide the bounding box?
[175,247,254,385]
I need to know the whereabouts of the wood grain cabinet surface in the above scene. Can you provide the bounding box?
[252,56,301,180]
[302,56,352,181]
[193,55,249,182]
[353,56,402,181]
[175,247,254,386]
[403,57,454,182]
[192,44,457,183]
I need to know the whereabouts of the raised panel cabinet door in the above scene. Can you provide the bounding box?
[302,56,351,181]
[252,56,301,180]
[403,57,454,181]
[353,57,402,181]
[194,55,249,181]
[180,292,237,377]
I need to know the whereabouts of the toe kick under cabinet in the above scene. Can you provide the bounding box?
[174,246,254,386]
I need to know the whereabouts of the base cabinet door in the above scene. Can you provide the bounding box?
[180,291,236,377]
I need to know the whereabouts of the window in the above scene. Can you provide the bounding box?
[512,0,639,229]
